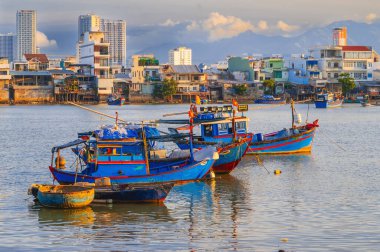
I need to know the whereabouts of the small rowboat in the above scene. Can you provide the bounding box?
[36,185,94,209]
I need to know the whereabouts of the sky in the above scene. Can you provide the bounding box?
[0,0,379,59]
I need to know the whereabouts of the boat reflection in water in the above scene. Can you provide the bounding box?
[32,202,173,228]
[34,205,95,227]
[165,176,251,250]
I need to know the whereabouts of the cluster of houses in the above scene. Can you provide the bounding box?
[1,27,380,104]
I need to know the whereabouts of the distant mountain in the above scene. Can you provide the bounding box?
[32,20,380,64]
[130,20,380,64]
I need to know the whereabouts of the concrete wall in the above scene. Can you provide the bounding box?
[12,86,54,103]
[0,89,8,103]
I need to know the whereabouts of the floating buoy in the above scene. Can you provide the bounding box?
[209,170,216,179]
[296,113,302,124]
[280,238,288,242]
[274,169,282,175]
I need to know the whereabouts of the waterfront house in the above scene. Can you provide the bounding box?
[161,64,209,103]
[0,57,11,103]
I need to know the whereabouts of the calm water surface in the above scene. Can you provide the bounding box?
[0,104,379,251]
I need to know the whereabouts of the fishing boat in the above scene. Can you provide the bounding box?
[314,92,343,108]
[36,185,94,208]
[107,95,126,105]
[164,106,252,174]
[30,183,173,204]
[254,95,286,104]
[94,183,174,203]
[163,102,318,156]
[49,123,218,185]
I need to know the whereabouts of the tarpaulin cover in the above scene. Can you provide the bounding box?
[94,125,160,140]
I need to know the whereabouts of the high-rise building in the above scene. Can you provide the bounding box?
[16,10,36,60]
[169,47,192,65]
[101,19,127,66]
[0,33,16,61]
[78,14,101,41]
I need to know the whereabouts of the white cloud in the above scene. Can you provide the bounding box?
[186,21,199,31]
[160,19,180,27]
[186,13,301,41]
[365,13,377,24]
[36,31,57,48]
[277,20,299,32]
[257,20,269,31]
[187,12,256,41]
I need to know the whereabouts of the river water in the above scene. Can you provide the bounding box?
[0,104,379,251]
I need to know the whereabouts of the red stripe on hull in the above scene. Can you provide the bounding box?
[249,133,313,151]
[213,158,244,174]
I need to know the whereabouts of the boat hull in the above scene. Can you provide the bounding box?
[176,137,251,174]
[315,99,343,108]
[247,128,316,155]
[107,98,126,105]
[254,99,286,104]
[94,183,174,203]
[49,158,214,185]
[37,185,94,209]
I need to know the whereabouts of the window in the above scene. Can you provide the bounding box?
[235,122,246,130]
[204,125,213,137]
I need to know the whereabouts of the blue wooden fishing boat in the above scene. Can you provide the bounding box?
[315,93,343,108]
[107,95,126,105]
[49,124,218,185]
[254,95,286,104]
[94,183,174,203]
[159,105,252,174]
[247,120,318,154]
[29,183,173,203]
[163,102,319,156]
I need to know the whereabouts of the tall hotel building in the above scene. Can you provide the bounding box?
[169,47,192,65]
[101,19,127,67]
[0,33,16,61]
[16,10,36,60]
[78,14,101,41]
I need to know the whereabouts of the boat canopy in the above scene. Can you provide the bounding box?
[200,117,249,125]
[94,125,160,140]
[51,139,86,153]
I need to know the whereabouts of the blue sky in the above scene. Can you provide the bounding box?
[0,0,379,59]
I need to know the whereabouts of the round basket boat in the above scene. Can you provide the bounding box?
[37,185,94,209]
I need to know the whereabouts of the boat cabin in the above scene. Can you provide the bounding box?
[199,117,249,143]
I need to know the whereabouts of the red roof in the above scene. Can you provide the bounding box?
[341,46,372,52]
[24,54,49,63]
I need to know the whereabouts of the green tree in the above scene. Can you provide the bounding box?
[233,84,247,96]
[262,79,275,95]
[338,73,356,96]
[153,79,178,100]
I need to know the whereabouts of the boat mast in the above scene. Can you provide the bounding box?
[189,105,195,162]
[232,109,236,142]
[291,99,295,128]
[141,122,150,175]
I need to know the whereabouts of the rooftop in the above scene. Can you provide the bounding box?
[24,54,49,63]
[170,65,201,74]
[10,71,51,76]
[341,46,372,52]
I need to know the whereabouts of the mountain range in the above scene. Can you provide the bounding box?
[35,20,380,64]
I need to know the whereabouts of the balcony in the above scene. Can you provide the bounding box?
[0,75,11,80]
[94,52,109,57]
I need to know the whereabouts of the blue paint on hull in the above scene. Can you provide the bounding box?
[248,129,315,154]
[50,159,214,185]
